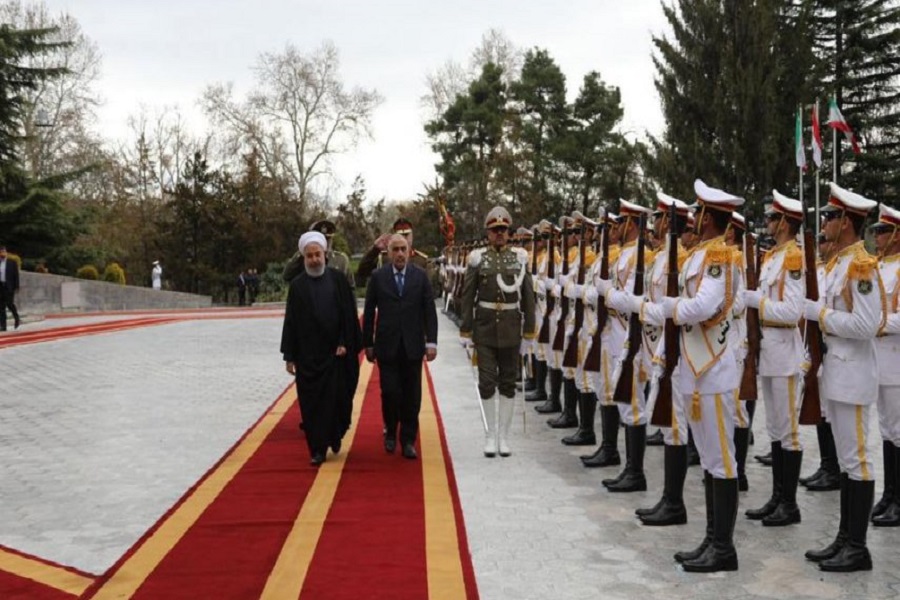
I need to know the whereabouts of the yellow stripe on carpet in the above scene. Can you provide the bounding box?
[92,385,299,600]
[420,367,467,600]
[259,359,374,599]
[0,548,93,596]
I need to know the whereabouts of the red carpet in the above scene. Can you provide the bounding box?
[2,362,479,599]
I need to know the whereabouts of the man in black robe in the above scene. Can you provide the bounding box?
[281,231,362,465]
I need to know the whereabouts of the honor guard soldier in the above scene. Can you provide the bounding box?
[357,218,430,289]
[870,203,900,527]
[629,179,744,572]
[743,191,805,526]
[725,212,751,491]
[460,206,537,457]
[525,219,562,410]
[283,220,355,287]
[580,213,624,468]
[597,199,654,492]
[803,183,884,572]
[635,192,692,526]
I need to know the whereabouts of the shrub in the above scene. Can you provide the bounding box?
[102,262,126,285]
[76,265,99,280]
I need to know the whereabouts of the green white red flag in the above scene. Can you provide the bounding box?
[795,109,807,170]
[826,97,861,154]
[811,103,823,167]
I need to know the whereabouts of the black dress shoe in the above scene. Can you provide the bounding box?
[754,451,772,466]
[805,470,840,491]
[330,439,342,455]
[384,438,396,454]
[310,452,325,466]
[646,429,664,446]
[402,443,418,459]
[298,421,305,431]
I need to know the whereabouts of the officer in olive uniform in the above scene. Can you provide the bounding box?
[460,206,537,458]
[356,218,430,289]
[283,220,355,287]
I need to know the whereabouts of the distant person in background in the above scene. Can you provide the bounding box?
[237,270,248,306]
[151,260,163,290]
[0,245,21,331]
[356,218,430,291]
[281,231,361,466]
[248,268,260,304]
[283,220,354,287]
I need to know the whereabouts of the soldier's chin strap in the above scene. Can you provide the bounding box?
[694,204,706,234]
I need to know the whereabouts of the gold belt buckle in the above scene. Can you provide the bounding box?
[495,301,503,311]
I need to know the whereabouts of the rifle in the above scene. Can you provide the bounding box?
[739,229,760,401]
[584,211,610,372]
[552,217,572,352]
[562,217,589,368]
[651,204,681,426]
[538,227,557,344]
[799,203,824,425]
[614,213,647,404]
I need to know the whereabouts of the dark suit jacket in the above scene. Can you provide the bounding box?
[362,263,438,362]
[1,259,18,291]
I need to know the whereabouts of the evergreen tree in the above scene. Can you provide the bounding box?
[813,0,900,202]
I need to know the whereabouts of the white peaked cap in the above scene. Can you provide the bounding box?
[827,182,877,216]
[771,190,804,221]
[618,198,653,217]
[694,179,745,210]
[655,192,690,215]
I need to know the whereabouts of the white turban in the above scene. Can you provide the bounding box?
[298,231,327,254]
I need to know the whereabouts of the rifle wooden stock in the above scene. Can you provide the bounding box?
[583,221,610,372]
[739,233,760,401]
[799,228,824,425]
[614,214,647,404]
[552,226,571,352]
[538,233,556,344]
[651,206,681,426]
[562,225,588,368]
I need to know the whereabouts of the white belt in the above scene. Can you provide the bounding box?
[478,301,519,311]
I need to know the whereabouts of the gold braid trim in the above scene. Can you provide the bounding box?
[677,247,689,270]
[784,247,803,271]
[848,253,878,280]
[691,389,702,421]
[699,244,734,328]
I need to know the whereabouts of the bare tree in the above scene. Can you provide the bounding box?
[201,41,383,211]
[1,1,103,179]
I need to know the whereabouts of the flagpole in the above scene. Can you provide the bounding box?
[814,99,821,240]
[798,104,804,212]
[832,94,838,184]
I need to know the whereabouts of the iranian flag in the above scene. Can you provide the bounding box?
[795,109,807,170]
[827,97,862,154]
[811,103,823,168]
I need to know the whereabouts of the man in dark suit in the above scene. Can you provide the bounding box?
[363,234,439,459]
[0,245,21,331]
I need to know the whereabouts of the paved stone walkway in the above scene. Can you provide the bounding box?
[1,305,898,599]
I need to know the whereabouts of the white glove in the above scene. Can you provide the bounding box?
[804,299,823,322]
[459,336,474,349]
[584,286,599,307]
[661,296,678,319]
[537,279,548,293]
[570,283,585,298]
[551,284,562,298]
[520,338,533,356]
[596,278,613,297]
[743,289,763,309]
[559,273,572,287]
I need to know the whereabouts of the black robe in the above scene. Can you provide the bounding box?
[280,267,361,455]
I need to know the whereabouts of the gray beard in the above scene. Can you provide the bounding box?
[305,264,326,278]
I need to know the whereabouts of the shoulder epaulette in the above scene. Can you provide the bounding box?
[644,249,658,265]
[467,247,486,268]
[676,248,689,270]
[783,246,803,272]
[731,249,743,265]
[848,252,878,280]
[608,246,622,264]
[512,246,529,265]
[704,243,731,266]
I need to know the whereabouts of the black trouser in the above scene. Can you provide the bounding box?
[379,355,424,445]
[0,284,17,330]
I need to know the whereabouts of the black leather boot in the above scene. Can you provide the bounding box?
[641,444,688,526]
[871,441,895,519]
[806,473,849,562]
[535,368,562,413]
[524,356,537,392]
[805,421,841,491]
[820,479,874,572]
[675,471,713,563]
[800,421,832,485]
[682,478,739,572]
[606,424,647,492]
[873,442,900,527]
[562,393,597,445]
[602,423,631,485]
[548,378,578,428]
[687,430,700,466]
[525,360,548,401]
[734,426,750,492]
[646,429,665,446]
[581,405,621,467]
[763,449,802,526]
[746,442,782,520]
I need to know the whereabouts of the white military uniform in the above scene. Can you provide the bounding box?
[806,186,883,482]
[728,240,749,429]
[754,238,805,449]
[876,250,900,443]
[560,243,596,386]
[579,240,622,400]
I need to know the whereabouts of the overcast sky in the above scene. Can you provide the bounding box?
[39,0,670,203]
